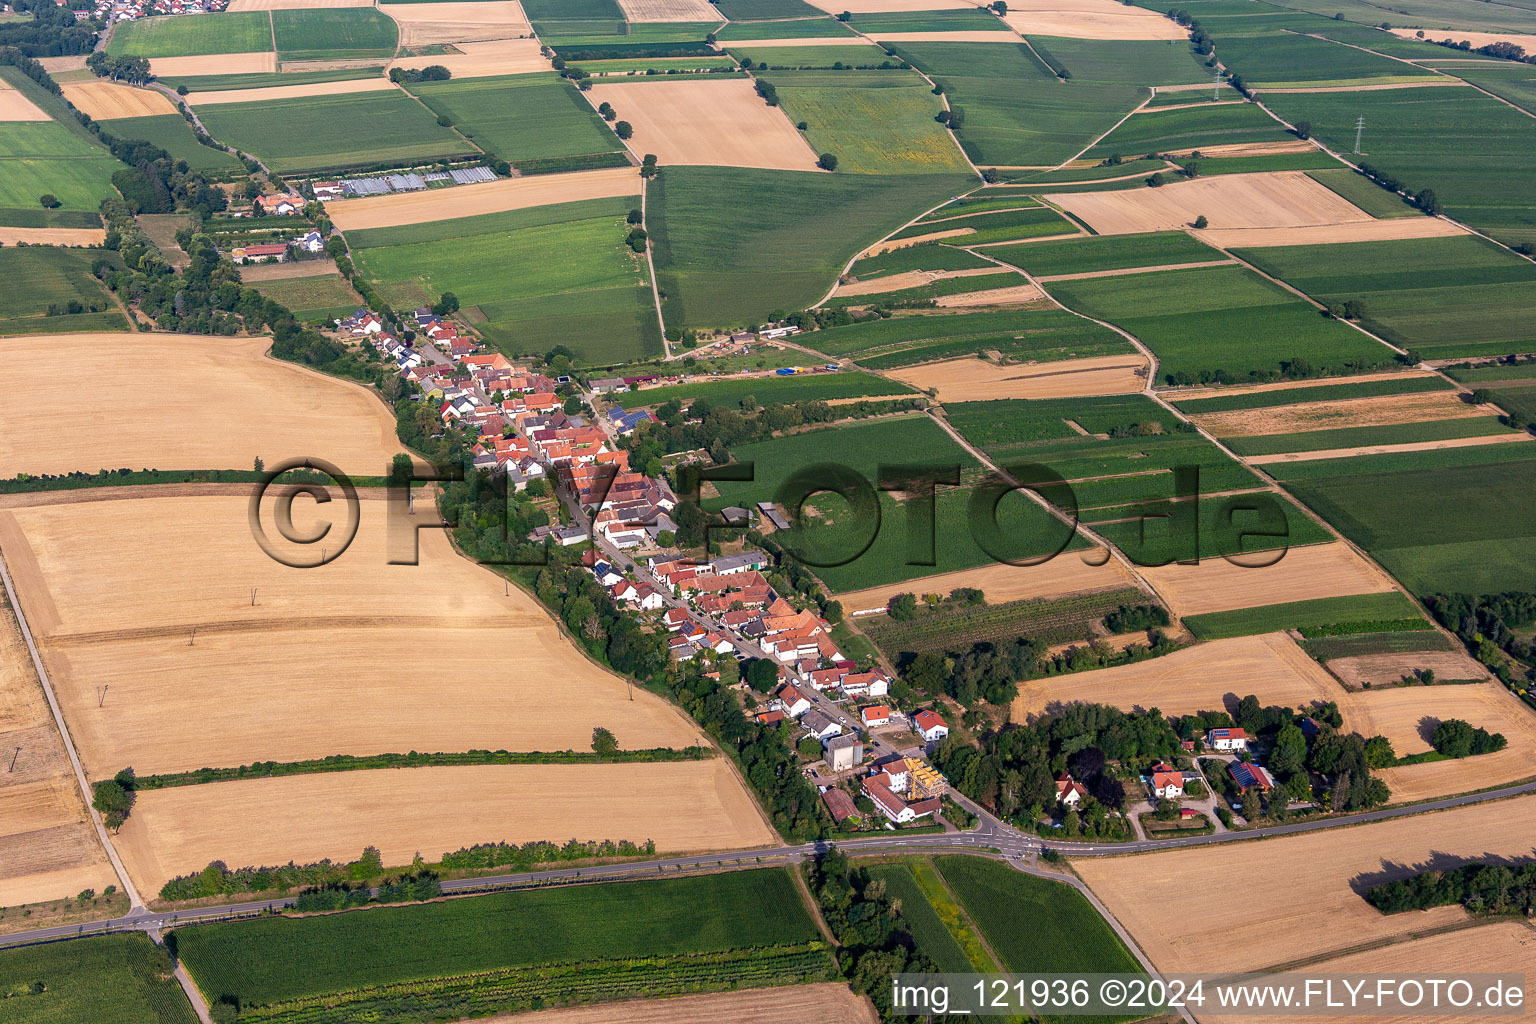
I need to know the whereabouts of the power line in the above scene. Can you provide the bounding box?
[1354,115,1365,155]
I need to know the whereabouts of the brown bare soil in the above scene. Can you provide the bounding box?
[587,79,820,171]
[481,984,877,1024]
[1194,392,1485,437]
[382,1,534,47]
[616,0,723,22]
[1196,217,1467,247]
[1202,922,1536,1024]
[115,761,775,895]
[835,266,998,297]
[933,283,1044,306]
[0,597,114,907]
[1168,370,1436,404]
[238,258,341,281]
[1246,431,1533,465]
[1076,795,1536,974]
[0,333,403,478]
[326,165,638,231]
[1035,258,1236,281]
[1000,0,1189,40]
[148,53,277,76]
[0,79,48,121]
[837,556,1137,613]
[59,81,177,119]
[187,77,394,107]
[0,227,104,246]
[1052,171,1375,235]
[886,353,1148,401]
[1137,541,1397,618]
[230,0,371,8]
[389,37,547,78]
[1013,632,1343,720]
[0,492,708,775]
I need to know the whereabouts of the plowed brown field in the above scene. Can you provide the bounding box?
[1196,217,1466,247]
[887,353,1148,400]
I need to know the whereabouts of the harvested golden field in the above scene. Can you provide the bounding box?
[1246,431,1534,465]
[616,0,723,22]
[0,78,47,120]
[587,79,820,171]
[886,353,1148,401]
[148,53,277,77]
[389,37,546,78]
[1050,171,1373,235]
[1261,80,1472,93]
[230,0,372,8]
[839,555,1138,613]
[1165,139,1318,158]
[0,491,708,775]
[237,257,340,281]
[1136,541,1397,617]
[1202,922,1536,1024]
[1034,258,1235,281]
[0,334,403,478]
[326,165,638,231]
[725,37,884,48]
[1196,217,1467,247]
[803,0,973,11]
[382,1,533,47]
[0,596,114,907]
[864,227,972,254]
[1328,649,1490,688]
[35,55,89,73]
[483,984,877,1024]
[186,77,394,107]
[1000,0,1189,41]
[1013,632,1341,720]
[1075,795,1536,974]
[1194,392,1486,437]
[1392,26,1536,52]
[58,80,177,119]
[933,283,1044,306]
[115,761,776,895]
[0,227,104,246]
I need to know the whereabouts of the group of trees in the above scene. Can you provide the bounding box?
[1424,591,1536,689]
[0,5,97,56]
[388,64,451,84]
[1367,858,1536,915]
[1431,718,1508,759]
[90,768,138,830]
[85,52,151,84]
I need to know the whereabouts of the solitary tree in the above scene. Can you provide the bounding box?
[591,727,619,756]
[1193,214,1209,229]
[615,120,633,140]
[817,152,839,171]
[1293,120,1312,140]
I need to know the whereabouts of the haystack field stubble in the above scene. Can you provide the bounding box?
[585,79,821,170]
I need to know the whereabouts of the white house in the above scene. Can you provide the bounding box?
[860,705,891,728]
[591,561,624,587]
[912,710,948,744]
[801,709,843,742]
[1150,762,1184,800]
[1055,771,1088,808]
[774,684,813,719]
[1206,727,1248,752]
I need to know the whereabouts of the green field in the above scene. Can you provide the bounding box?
[865,587,1145,656]
[1281,451,1536,594]
[1028,35,1209,87]
[1211,24,1440,87]
[917,193,1038,219]
[572,56,738,73]
[197,90,473,173]
[1085,101,1292,159]
[1221,416,1516,456]
[1172,374,1453,413]
[407,73,622,166]
[731,44,890,68]
[352,197,659,363]
[986,230,1224,277]
[98,114,244,173]
[0,934,198,1024]
[888,42,1143,166]
[648,165,969,328]
[249,272,361,321]
[746,69,973,175]
[626,370,914,409]
[1045,264,1395,383]
[826,270,1022,306]
[155,67,384,93]
[1014,157,1167,184]
[519,0,623,22]
[173,870,826,1015]
[0,81,124,214]
[1307,167,1421,218]
[272,8,398,60]
[1267,0,1536,32]
[804,307,1133,368]
[847,242,994,279]
[903,205,1078,244]
[0,245,128,335]
[1446,362,1536,383]
[713,0,823,18]
[715,17,856,39]
[108,10,273,56]
[1183,591,1428,639]
[1232,235,1536,358]
[850,8,1005,33]
[865,862,977,973]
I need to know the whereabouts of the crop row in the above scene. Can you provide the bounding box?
[237,943,834,1024]
[865,588,1143,654]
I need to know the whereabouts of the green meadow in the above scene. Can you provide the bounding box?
[1184,591,1427,639]
[98,114,243,173]
[155,67,383,93]
[985,230,1223,276]
[0,114,121,214]
[731,44,890,68]
[847,242,994,279]
[892,204,1077,243]
[272,8,399,60]
[1307,167,1421,218]
[407,73,622,166]
[803,307,1132,367]
[249,272,362,322]
[715,17,857,39]
[1084,101,1292,159]
[108,10,272,56]
[623,371,914,409]
[0,247,128,335]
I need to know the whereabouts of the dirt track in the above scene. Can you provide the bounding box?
[1035,259,1236,281]
[887,353,1148,401]
[1051,171,1373,235]
[933,283,1044,306]
[836,267,999,297]
[482,984,877,1024]
[1168,370,1436,404]
[1136,541,1397,617]
[326,166,640,232]
[587,79,820,171]
[114,761,775,895]
[187,77,395,107]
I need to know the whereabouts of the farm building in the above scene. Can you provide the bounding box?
[1229,761,1276,793]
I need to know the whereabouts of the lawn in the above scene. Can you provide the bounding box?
[1232,236,1536,359]
[625,370,914,409]
[272,8,399,60]
[1084,101,1293,159]
[196,89,474,173]
[0,246,128,333]
[1183,591,1428,639]
[647,165,970,328]
[985,230,1224,277]
[352,196,659,363]
[759,69,966,162]
[730,44,890,68]
[407,73,623,166]
[802,307,1132,367]
[172,870,825,1011]
[108,10,273,56]
[888,42,1144,166]
[715,17,857,39]
[97,113,244,173]
[1045,264,1395,383]
[934,855,1143,1014]
[0,934,198,1024]
[249,272,361,321]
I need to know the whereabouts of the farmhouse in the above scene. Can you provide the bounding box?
[230,243,287,264]
[1149,762,1184,800]
[256,192,303,215]
[1207,727,1248,751]
[1229,761,1276,793]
